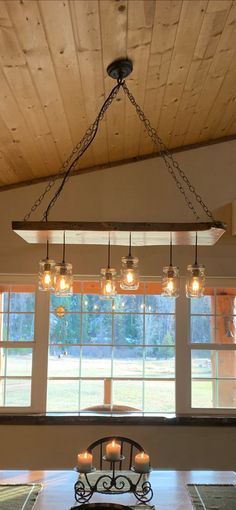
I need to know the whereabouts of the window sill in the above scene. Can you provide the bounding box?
[0,413,236,426]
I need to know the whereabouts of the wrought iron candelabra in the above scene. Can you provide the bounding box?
[74,456,153,504]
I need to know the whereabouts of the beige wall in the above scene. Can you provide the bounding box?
[1,140,236,470]
[0,423,235,470]
[0,138,236,276]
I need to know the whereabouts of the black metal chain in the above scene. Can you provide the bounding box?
[24,77,214,222]
[24,81,122,221]
[122,82,215,222]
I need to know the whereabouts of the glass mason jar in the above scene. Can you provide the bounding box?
[100,268,117,299]
[162,265,180,298]
[38,259,55,291]
[120,255,139,290]
[186,264,206,298]
[54,262,73,296]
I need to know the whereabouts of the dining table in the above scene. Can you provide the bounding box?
[1,469,236,510]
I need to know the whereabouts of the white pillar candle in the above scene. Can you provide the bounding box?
[134,451,150,473]
[77,451,93,473]
[105,440,121,460]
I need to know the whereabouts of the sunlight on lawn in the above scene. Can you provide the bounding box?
[2,355,215,412]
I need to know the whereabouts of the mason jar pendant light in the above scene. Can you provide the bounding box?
[186,232,206,298]
[120,232,139,290]
[38,240,55,291]
[100,233,117,299]
[162,233,180,298]
[54,232,73,296]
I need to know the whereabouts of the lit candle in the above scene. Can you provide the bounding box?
[134,451,150,473]
[77,451,93,473]
[105,440,121,461]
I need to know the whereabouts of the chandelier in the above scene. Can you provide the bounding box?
[12,59,226,298]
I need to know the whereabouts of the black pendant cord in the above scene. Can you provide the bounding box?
[107,233,111,269]
[46,239,49,260]
[62,231,66,264]
[194,231,198,265]
[169,232,173,266]
[128,232,132,257]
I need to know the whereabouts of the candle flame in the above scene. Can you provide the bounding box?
[141,452,144,458]
[84,451,88,458]
[112,440,115,447]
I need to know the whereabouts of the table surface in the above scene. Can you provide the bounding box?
[1,470,236,510]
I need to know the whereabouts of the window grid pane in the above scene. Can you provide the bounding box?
[0,288,35,408]
[47,288,176,413]
[191,288,236,409]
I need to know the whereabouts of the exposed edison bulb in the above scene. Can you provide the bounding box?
[105,279,112,294]
[100,268,117,299]
[162,266,179,298]
[38,259,55,291]
[120,255,139,290]
[126,270,135,284]
[167,278,174,293]
[44,272,52,286]
[186,264,205,298]
[54,262,73,296]
[58,276,68,291]
[191,278,200,293]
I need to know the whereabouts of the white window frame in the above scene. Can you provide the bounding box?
[0,275,49,414]
[47,283,176,413]
[0,274,236,416]
[176,277,236,416]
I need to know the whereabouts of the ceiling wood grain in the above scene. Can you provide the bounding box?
[0,0,236,187]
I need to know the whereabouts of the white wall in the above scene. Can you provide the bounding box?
[0,138,236,276]
[1,423,236,470]
[1,139,236,470]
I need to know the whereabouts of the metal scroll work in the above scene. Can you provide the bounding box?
[74,459,153,504]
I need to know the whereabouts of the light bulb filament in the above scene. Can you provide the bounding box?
[60,277,67,290]
[126,271,134,284]
[105,280,112,294]
[192,278,200,292]
[167,278,174,292]
[43,272,52,285]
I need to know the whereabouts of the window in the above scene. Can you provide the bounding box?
[190,288,236,409]
[0,284,35,408]
[47,282,176,413]
[0,276,236,416]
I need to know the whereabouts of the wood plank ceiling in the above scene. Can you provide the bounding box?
[0,0,236,188]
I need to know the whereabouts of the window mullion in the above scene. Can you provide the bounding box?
[175,278,190,414]
[31,289,50,413]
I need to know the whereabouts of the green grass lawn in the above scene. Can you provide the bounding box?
[1,355,217,411]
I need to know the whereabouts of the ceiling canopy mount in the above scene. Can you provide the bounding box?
[107,58,133,81]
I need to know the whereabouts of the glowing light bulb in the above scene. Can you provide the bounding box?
[120,256,139,290]
[186,264,205,298]
[54,262,73,296]
[105,280,112,294]
[162,266,180,298]
[39,259,55,291]
[44,272,52,286]
[127,271,134,283]
[167,278,174,293]
[100,268,117,299]
[191,278,200,293]
[59,276,67,291]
